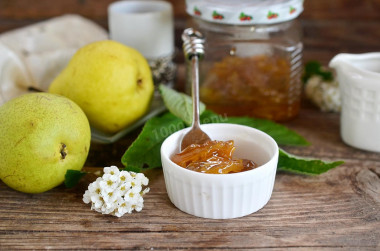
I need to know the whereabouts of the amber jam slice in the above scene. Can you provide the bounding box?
[171,140,257,174]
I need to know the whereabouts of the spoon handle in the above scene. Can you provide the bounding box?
[182,28,205,128]
[190,56,200,127]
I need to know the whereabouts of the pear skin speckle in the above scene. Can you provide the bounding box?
[48,40,154,134]
[0,93,91,193]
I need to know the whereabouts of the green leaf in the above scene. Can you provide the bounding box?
[159,84,205,126]
[64,170,87,188]
[302,61,334,83]
[200,110,309,146]
[121,89,341,176]
[121,112,185,172]
[277,149,344,175]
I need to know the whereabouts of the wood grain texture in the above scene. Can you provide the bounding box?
[1,0,380,65]
[1,103,379,250]
[0,0,380,249]
[0,0,380,20]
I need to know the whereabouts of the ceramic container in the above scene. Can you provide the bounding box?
[108,1,176,89]
[108,0,174,60]
[330,52,380,153]
[160,123,279,219]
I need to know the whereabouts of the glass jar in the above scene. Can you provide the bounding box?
[185,0,304,121]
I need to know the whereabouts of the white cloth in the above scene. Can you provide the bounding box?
[0,14,108,105]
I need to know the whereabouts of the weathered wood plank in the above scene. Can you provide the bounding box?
[0,0,379,68]
[0,0,186,19]
[0,229,378,250]
[0,150,379,249]
[0,1,379,249]
[0,0,380,20]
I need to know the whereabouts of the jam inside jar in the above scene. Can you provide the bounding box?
[200,54,301,121]
[186,2,303,121]
[171,140,257,174]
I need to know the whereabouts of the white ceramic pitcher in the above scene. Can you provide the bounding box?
[329,52,380,152]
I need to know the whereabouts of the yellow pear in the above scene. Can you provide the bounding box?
[49,40,154,133]
[0,93,91,193]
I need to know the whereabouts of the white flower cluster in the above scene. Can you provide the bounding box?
[83,166,149,217]
[305,75,341,112]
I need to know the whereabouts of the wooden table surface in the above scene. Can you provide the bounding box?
[1,0,380,250]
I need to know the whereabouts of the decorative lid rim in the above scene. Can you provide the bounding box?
[186,0,304,25]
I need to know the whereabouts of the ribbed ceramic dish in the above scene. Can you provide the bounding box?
[160,123,279,219]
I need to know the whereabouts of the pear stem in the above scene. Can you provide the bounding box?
[60,143,67,159]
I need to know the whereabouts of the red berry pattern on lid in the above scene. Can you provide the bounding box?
[239,12,253,21]
[194,7,202,16]
[186,0,303,25]
[212,10,224,20]
[267,11,279,19]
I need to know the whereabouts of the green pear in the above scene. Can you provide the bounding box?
[0,93,91,193]
[49,40,154,134]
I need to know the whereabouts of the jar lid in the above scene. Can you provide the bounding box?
[186,0,304,25]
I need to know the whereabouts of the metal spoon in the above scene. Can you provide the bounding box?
[180,28,211,151]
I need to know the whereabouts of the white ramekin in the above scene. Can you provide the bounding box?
[160,123,279,219]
